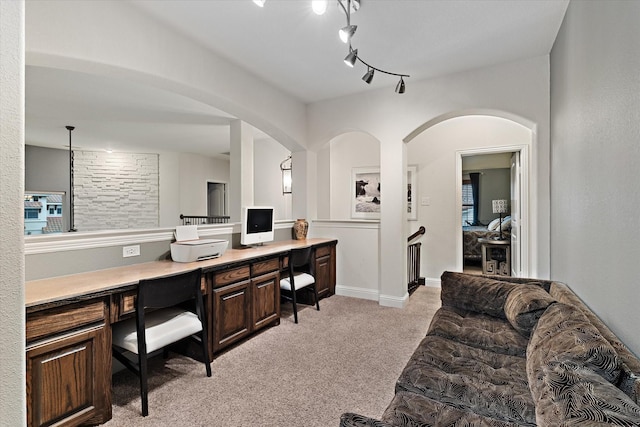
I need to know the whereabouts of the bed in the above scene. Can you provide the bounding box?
[463,217,511,263]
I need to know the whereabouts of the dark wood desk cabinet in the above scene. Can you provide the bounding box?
[26,299,112,427]
[210,256,282,353]
[25,238,336,426]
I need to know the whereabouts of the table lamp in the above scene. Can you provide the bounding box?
[492,199,508,240]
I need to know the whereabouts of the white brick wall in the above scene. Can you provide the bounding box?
[74,151,159,231]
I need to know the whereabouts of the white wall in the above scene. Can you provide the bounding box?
[25,0,307,152]
[0,0,26,423]
[309,56,552,304]
[74,151,159,230]
[550,0,640,356]
[178,153,230,219]
[310,220,380,301]
[327,132,381,220]
[254,138,292,220]
[408,116,531,282]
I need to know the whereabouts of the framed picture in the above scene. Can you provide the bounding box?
[407,165,417,220]
[351,167,381,219]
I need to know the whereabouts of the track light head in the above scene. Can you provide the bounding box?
[339,0,360,13]
[344,49,358,68]
[339,24,357,43]
[395,77,406,94]
[362,68,374,84]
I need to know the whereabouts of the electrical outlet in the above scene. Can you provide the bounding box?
[123,245,140,258]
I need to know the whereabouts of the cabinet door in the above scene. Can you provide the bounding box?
[315,255,331,297]
[212,280,251,352]
[26,324,110,427]
[314,244,336,297]
[251,270,280,330]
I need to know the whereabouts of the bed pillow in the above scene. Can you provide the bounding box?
[487,218,502,231]
[504,285,556,337]
[501,216,512,230]
[440,271,517,318]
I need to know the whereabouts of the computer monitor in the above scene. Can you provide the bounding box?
[240,206,274,246]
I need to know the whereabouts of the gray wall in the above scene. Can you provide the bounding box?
[550,0,640,356]
[25,227,293,281]
[465,168,511,224]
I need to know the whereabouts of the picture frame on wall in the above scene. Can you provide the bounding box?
[351,167,381,219]
[407,165,417,220]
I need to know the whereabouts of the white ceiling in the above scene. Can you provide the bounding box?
[25,0,569,156]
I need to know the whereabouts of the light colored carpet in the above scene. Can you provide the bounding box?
[104,286,441,427]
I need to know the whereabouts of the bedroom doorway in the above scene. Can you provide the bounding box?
[458,146,528,277]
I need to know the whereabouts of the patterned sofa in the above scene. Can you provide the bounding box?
[340,272,640,426]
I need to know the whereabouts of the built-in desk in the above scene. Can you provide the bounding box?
[25,238,337,427]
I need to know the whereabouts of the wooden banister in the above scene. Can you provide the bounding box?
[408,226,426,243]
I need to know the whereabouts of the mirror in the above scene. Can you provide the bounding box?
[25,66,292,235]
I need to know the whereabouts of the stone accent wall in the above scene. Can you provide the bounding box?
[73,151,159,231]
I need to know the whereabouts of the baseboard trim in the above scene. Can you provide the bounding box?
[379,293,409,308]
[335,285,379,301]
[425,277,442,288]
[334,286,411,308]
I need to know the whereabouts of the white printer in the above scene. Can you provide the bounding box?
[170,225,229,263]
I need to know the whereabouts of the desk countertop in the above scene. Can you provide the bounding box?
[26,238,336,309]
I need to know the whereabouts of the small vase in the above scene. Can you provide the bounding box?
[293,218,309,240]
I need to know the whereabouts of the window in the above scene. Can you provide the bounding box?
[25,209,39,219]
[24,192,65,235]
[462,179,474,226]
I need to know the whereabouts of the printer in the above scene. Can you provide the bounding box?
[170,225,229,263]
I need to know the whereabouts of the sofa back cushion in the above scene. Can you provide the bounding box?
[529,360,640,425]
[550,281,640,405]
[527,302,621,385]
[440,272,517,318]
[504,285,556,337]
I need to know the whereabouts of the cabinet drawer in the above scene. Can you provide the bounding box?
[27,300,106,343]
[315,245,331,258]
[213,266,250,288]
[251,258,280,276]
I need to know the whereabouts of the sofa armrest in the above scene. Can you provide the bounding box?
[339,413,394,427]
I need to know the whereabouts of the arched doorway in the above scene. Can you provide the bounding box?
[404,111,536,282]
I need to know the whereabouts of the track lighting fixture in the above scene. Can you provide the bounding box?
[344,48,358,68]
[252,0,409,93]
[362,67,374,84]
[336,0,409,93]
[339,24,357,43]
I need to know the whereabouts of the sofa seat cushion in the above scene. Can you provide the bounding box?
[530,360,640,425]
[380,391,526,427]
[527,303,622,384]
[504,285,556,338]
[396,335,536,426]
[440,272,518,318]
[427,306,528,357]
